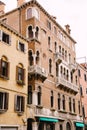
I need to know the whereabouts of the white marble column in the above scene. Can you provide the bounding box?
[32,122,38,130]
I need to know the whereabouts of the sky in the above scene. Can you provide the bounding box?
[1,0,87,63]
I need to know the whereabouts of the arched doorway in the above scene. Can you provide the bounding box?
[66,122,71,130]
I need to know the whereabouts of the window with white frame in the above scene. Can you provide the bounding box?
[17,41,26,53]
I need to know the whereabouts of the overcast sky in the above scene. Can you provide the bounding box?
[2,0,87,62]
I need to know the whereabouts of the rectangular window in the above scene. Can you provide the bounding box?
[84,74,87,81]
[78,69,81,77]
[86,88,87,94]
[80,85,83,96]
[18,41,25,52]
[82,105,85,118]
[0,60,9,79]
[47,20,51,30]
[2,32,11,44]
[16,66,25,85]
[15,95,25,113]
[0,92,9,112]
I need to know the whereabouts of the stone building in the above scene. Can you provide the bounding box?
[0,0,84,130]
[78,63,87,130]
[0,21,28,130]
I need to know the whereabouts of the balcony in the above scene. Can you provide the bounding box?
[69,62,77,72]
[28,65,47,82]
[55,76,79,94]
[54,52,62,64]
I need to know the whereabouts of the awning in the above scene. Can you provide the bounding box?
[39,117,58,122]
[75,122,84,127]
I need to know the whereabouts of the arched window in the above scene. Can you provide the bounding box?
[66,70,69,80]
[16,63,25,85]
[37,86,41,105]
[35,26,39,39]
[56,63,58,77]
[28,26,33,38]
[27,8,32,19]
[62,48,64,59]
[48,37,51,49]
[59,45,61,54]
[62,95,65,110]
[66,122,71,130]
[36,50,40,65]
[28,85,32,104]
[60,66,63,76]
[0,56,9,79]
[49,59,52,74]
[69,53,71,63]
[65,50,67,61]
[60,124,63,130]
[28,50,33,66]
[54,42,57,53]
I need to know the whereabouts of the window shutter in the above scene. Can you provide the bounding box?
[16,66,18,81]
[22,68,26,84]
[6,62,10,79]
[0,30,2,41]
[24,44,27,53]
[17,40,19,50]
[14,95,17,111]
[9,35,11,45]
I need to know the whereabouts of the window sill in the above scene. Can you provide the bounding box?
[58,109,67,113]
[29,38,41,44]
[0,75,9,80]
[36,105,43,109]
[0,109,7,114]
[16,111,24,116]
[69,112,77,115]
[50,107,55,111]
[16,80,25,85]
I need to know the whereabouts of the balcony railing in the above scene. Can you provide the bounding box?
[54,52,62,64]
[55,76,79,94]
[28,65,47,82]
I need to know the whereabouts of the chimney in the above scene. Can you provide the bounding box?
[0,1,5,15]
[17,0,25,7]
[65,24,71,34]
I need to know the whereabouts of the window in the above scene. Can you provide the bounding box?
[28,85,32,104]
[75,76,78,85]
[37,86,41,105]
[28,50,33,66]
[58,93,60,110]
[84,74,87,81]
[48,37,51,50]
[0,30,11,45]
[16,64,25,85]
[69,97,72,112]
[62,95,65,110]
[49,59,52,74]
[78,101,80,114]
[66,122,71,130]
[82,105,85,118]
[73,99,75,113]
[35,26,39,39]
[59,46,61,54]
[0,92,9,112]
[86,88,87,94]
[15,95,25,113]
[36,50,40,65]
[56,63,58,77]
[28,26,33,38]
[18,41,25,52]
[54,42,57,53]
[78,69,81,77]
[60,125,63,130]
[65,50,67,61]
[26,8,39,20]
[51,91,53,108]
[47,20,51,30]
[0,57,9,79]
[54,26,57,35]
[80,85,83,96]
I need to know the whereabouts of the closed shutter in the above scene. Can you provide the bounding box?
[0,30,2,41]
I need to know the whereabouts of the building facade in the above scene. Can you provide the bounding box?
[0,0,84,130]
[0,21,28,130]
[78,63,87,130]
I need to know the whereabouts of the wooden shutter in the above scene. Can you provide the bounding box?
[16,66,18,81]
[14,95,17,111]
[22,68,26,84]
[5,92,9,110]
[9,35,11,45]
[21,96,25,112]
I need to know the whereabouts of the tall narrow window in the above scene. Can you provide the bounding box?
[58,93,60,110]
[28,26,33,38]
[71,72,73,83]
[16,64,25,85]
[15,95,25,113]
[51,91,53,108]
[0,92,9,112]
[37,86,41,105]
[36,51,40,65]
[49,59,52,74]
[29,50,33,66]
[59,46,61,54]
[78,101,80,114]
[80,85,83,96]
[62,95,65,110]
[27,8,32,19]
[65,50,67,61]
[62,48,64,59]
[47,20,51,30]
[54,42,57,53]
[28,85,32,104]
[0,57,9,79]
[35,26,39,39]
[48,37,51,49]
[73,99,75,113]
[82,105,85,118]
[78,69,81,77]
[69,97,72,112]
[66,122,71,130]
[56,63,58,77]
